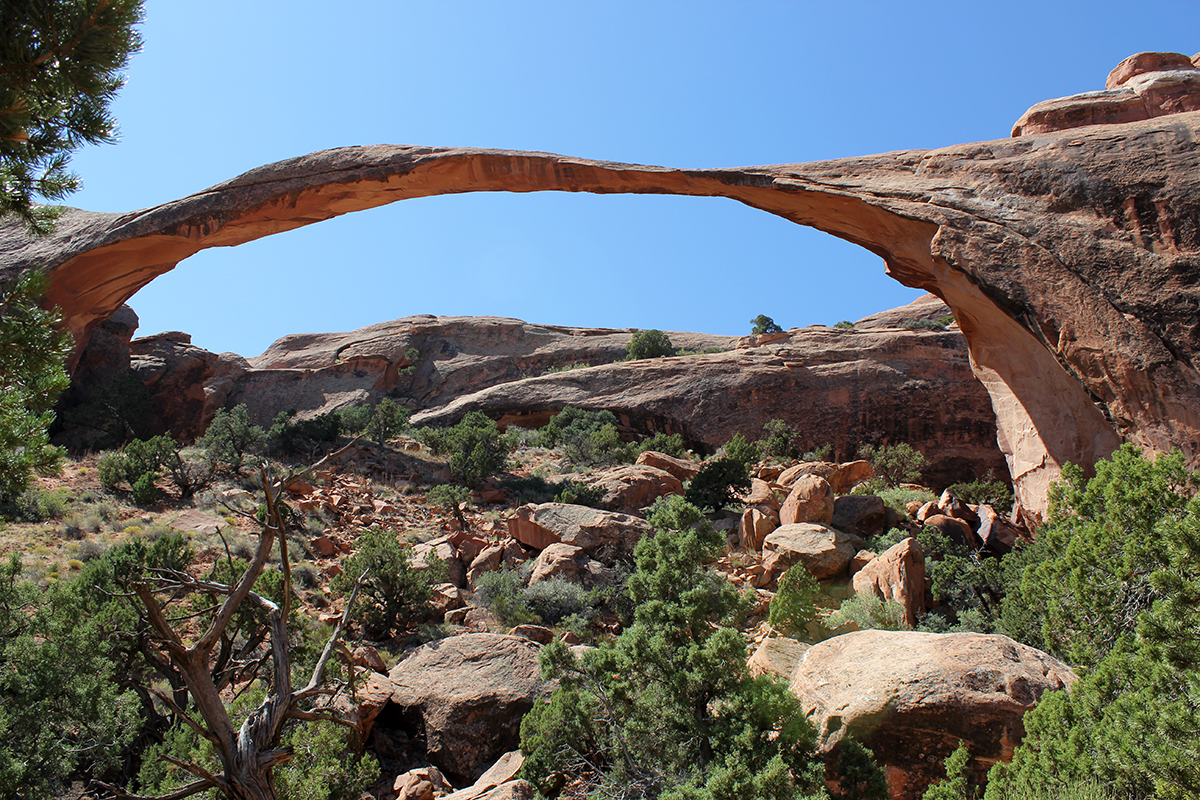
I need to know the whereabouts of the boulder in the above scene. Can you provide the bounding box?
[527,542,584,584]
[1107,51,1198,88]
[747,635,810,681]
[975,504,1024,556]
[635,450,701,481]
[739,505,780,552]
[761,523,861,582]
[413,535,467,588]
[924,514,981,551]
[742,477,782,509]
[443,751,526,800]
[466,543,505,587]
[831,495,886,539]
[828,460,874,494]
[790,630,1077,800]
[583,464,683,514]
[851,537,926,626]
[778,474,835,526]
[938,488,979,528]
[387,633,549,784]
[507,502,653,555]
[394,766,450,800]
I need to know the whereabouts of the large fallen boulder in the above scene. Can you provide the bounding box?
[790,630,1076,800]
[760,523,861,583]
[386,634,550,785]
[506,502,652,555]
[851,537,926,626]
[581,464,683,514]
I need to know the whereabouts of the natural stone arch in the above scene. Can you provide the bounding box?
[4,112,1200,521]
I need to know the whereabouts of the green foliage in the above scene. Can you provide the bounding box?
[427,483,471,530]
[0,271,70,503]
[97,434,211,501]
[0,554,142,796]
[923,742,975,800]
[874,485,938,516]
[905,317,948,331]
[827,593,910,632]
[554,480,606,507]
[366,398,409,447]
[331,527,436,636]
[0,0,144,233]
[834,320,855,330]
[918,526,1004,632]
[946,478,1013,516]
[475,568,538,627]
[477,568,601,628]
[721,433,761,467]
[535,406,636,468]
[627,329,675,360]
[274,720,378,800]
[858,442,925,488]
[768,564,822,639]
[130,470,158,505]
[833,739,889,800]
[994,445,1200,797]
[267,410,341,456]
[751,315,783,335]
[685,457,751,512]
[200,403,266,474]
[639,431,688,459]
[760,419,802,461]
[801,444,833,462]
[415,411,518,487]
[520,497,819,798]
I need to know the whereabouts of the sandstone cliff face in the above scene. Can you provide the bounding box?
[6,53,1200,519]
[410,314,1005,488]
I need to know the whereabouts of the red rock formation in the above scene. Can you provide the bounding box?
[8,54,1200,520]
[791,630,1076,800]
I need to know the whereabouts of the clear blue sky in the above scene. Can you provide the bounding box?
[66,1,1199,357]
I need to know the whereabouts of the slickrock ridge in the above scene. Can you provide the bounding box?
[6,53,1200,519]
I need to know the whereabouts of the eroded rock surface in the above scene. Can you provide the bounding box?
[385,633,548,785]
[7,53,1200,519]
[790,630,1076,800]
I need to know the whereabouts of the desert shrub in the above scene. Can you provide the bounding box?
[721,432,761,467]
[946,477,1013,516]
[751,314,783,335]
[98,435,211,500]
[769,564,822,640]
[801,444,832,462]
[638,431,687,459]
[273,720,378,800]
[857,442,925,488]
[475,568,536,627]
[834,320,855,330]
[335,404,372,436]
[267,410,341,457]
[427,483,471,530]
[905,317,947,331]
[535,407,636,468]
[414,412,517,487]
[875,485,937,515]
[129,471,158,505]
[685,457,751,512]
[366,399,409,447]
[554,480,606,507]
[519,496,822,798]
[331,527,436,636]
[523,578,596,626]
[826,594,909,632]
[626,329,675,360]
[988,446,1200,797]
[200,404,266,474]
[501,475,559,504]
[760,419,802,461]
[916,526,1004,632]
[834,739,889,800]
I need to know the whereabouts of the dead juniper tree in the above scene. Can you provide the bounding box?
[99,443,366,800]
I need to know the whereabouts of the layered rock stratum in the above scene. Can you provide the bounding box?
[5,52,1200,519]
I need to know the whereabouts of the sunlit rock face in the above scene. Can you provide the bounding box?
[4,52,1200,521]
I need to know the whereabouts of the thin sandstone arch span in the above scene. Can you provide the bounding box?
[4,112,1200,521]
